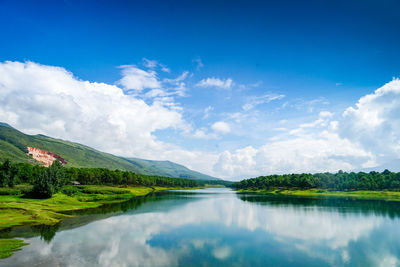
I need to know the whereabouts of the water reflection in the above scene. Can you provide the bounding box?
[1,188,400,266]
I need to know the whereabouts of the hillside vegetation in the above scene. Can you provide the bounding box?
[237,170,400,191]
[0,123,219,180]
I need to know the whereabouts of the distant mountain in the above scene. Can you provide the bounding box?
[124,157,217,180]
[0,123,220,180]
[359,159,400,173]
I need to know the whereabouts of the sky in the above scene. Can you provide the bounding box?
[0,0,400,180]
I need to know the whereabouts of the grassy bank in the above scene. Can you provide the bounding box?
[0,239,28,259]
[238,188,400,201]
[0,184,192,259]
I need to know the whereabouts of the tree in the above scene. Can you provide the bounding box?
[0,159,17,187]
[0,171,9,187]
[33,160,65,198]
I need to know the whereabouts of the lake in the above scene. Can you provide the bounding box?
[1,188,400,266]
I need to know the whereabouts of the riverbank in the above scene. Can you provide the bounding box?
[238,188,400,201]
[0,184,196,258]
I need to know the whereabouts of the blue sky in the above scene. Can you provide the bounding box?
[0,0,400,179]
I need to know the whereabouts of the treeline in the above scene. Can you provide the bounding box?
[203,179,235,187]
[0,160,204,197]
[236,170,400,191]
[63,167,201,187]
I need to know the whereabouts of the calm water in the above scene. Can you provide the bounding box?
[2,188,400,266]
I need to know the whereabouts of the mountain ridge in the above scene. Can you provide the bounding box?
[0,123,220,180]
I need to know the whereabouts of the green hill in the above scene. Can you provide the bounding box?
[124,157,218,180]
[0,124,219,180]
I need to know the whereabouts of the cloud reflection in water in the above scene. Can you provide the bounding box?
[2,189,399,267]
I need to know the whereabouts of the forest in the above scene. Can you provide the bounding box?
[0,159,205,197]
[236,170,400,191]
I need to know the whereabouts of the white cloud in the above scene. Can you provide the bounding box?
[142,58,170,73]
[213,80,400,179]
[7,190,384,266]
[160,66,171,73]
[192,120,231,140]
[0,61,188,160]
[162,71,189,97]
[212,246,231,260]
[242,94,285,111]
[340,78,400,164]
[211,121,231,134]
[196,77,233,89]
[193,129,218,140]
[2,60,400,180]
[281,97,329,113]
[117,65,161,91]
[212,109,379,179]
[163,71,189,84]
[0,61,224,178]
[299,111,333,129]
[142,58,158,68]
[203,106,213,119]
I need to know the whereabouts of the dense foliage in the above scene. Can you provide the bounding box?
[0,160,18,187]
[0,160,209,197]
[236,170,400,191]
[63,167,201,187]
[33,161,66,197]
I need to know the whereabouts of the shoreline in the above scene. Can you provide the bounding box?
[237,188,400,201]
[0,185,200,259]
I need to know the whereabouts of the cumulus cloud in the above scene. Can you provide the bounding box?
[2,60,400,180]
[0,61,226,177]
[214,80,400,179]
[211,121,231,134]
[214,131,373,178]
[340,78,400,164]
[117,65,161,91]
[192,120,231,140]
[0,61,189,160]
[196,77,233,89]
[213,110,376,179]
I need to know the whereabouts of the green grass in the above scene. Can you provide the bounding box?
[0,239,28,259]
[239,188,400,201]
[0,185,160,231]
[0,185,33,196]
[0,139,30,163]
[0,184,188,259]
